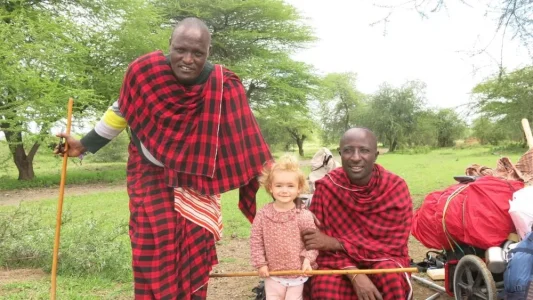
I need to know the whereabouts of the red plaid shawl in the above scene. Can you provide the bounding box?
[119,51,272,221]
[308,164,413,299]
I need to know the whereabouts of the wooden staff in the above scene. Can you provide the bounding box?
[51,98,74,300]
[210,267,418,278]
[522,118,533,149]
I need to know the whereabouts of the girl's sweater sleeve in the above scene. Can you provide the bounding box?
[250,210,268,269]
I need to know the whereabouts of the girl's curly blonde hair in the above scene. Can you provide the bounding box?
[259,154,309,196]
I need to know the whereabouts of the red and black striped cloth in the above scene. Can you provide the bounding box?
[119,50,272,222]
[119,51,272,299]
[306,165,413,300]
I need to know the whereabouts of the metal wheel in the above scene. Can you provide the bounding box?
[453,255,497,300]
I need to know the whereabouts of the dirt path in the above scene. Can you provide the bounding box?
[0,182,126,206]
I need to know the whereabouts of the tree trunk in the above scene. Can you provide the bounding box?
[14,145,36,180]
[296,138,304,157]
[287,128,306,157]
[2,128,39,180]
[390,139,398,152]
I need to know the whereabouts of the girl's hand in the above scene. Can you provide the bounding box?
[258,266,269,278]
[301,258,312,276]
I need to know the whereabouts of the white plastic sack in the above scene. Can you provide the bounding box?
[509,186,533,239]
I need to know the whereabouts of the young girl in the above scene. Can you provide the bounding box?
[250,155,318,300]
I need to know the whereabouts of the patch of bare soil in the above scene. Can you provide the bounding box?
[0,182,125,206]
[0,268,47,285]
[208,238,258,300]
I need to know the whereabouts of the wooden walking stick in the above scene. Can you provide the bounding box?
[209,267,418,278]
[51,98,74,300]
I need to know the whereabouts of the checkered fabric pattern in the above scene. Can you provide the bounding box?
[127,145,217,300]
[306,260,411,300]
[307,165,413,299]
[118,51,272,222]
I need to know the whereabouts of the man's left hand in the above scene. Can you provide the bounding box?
[302,228,342,251]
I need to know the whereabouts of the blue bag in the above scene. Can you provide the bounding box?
[504,231,533,300]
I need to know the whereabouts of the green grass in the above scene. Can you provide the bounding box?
[0,145,528,298]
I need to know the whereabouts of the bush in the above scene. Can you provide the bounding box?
[0,205,131,282]
[395,145,432,155]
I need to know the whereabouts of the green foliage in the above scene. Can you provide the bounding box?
[318,73,365,144]
[471,116,508,145]
[87,131,130,163]
[157,0,315,64]
[256,104,318,157]
[434,109,466,147]
[472,66,533,144]
[365,81,426,151]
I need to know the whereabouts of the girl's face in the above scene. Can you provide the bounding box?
[269,170,302,204]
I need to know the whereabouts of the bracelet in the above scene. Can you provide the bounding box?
[351,274,358,281]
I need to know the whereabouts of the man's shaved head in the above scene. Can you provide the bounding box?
[171,17,211,45]
[340,127,378,150]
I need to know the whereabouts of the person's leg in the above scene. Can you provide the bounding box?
[367,260,412,300]
[264,278,288,300]
[284,283,304,300]
[308,274,354,300]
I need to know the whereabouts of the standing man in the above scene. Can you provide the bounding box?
[302,127,413,300]
[56,17,272,299]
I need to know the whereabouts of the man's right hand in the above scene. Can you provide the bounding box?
[54,133,87,158]
[350,274,383,300]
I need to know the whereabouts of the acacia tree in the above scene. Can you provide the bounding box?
[318,73,365,144]
[434,108,466,147]
[366,81,426,152]
[471,66,533,145]
[0,3,97,179]
[157,0,320,152]
[0,0,168,180]
[256,105,318,157]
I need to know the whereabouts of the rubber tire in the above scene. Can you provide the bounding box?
[453,255,497,300]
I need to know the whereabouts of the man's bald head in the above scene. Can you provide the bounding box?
[340,127,378,150]
[171,17,211,45]
[338,127,379,186]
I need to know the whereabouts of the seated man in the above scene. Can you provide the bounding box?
[302,127,413,300]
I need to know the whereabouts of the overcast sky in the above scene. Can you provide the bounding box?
[286,0,531,111]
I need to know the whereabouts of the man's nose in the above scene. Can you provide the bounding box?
[350,150,362,161]
[182,53,194,64]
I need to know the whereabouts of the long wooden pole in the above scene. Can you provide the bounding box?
[522,118,533,149]
[209,267,418,278]
[51,98,74,300]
